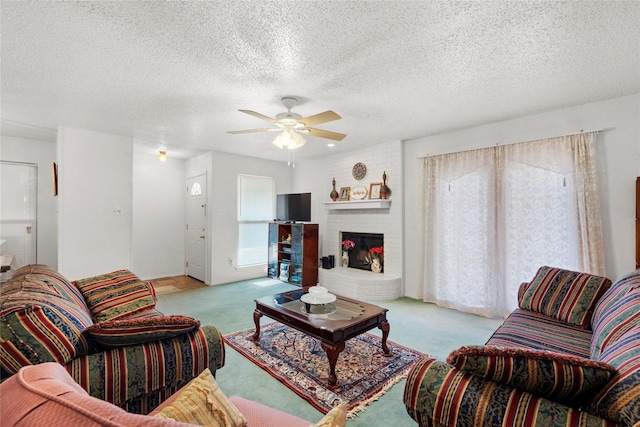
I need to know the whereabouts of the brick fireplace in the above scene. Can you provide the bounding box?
[317,140,403,300]
[324,203,401,277]
[320,196,402,300]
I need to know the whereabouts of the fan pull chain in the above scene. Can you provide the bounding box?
[288,148,296,167]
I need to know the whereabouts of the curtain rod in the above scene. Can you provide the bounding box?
[417,128,608,159]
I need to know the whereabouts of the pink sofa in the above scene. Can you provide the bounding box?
[0,363,313,427]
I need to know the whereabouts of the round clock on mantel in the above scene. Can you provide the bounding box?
[352,162,367,180]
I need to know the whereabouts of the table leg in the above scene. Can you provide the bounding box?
[379,321,392,356]
[249,310,263,342]
[321,341,345,387]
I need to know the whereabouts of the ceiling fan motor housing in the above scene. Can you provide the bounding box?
[276,112,303,124]
[277,97,302,125]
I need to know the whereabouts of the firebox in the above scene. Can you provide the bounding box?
[341,232,384,272]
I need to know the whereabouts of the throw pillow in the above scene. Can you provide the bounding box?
[447,345,617,404]
[519,266,611,328]
[74,270,156,322]
[310,402,347,427]
[589,325,640,426]
[153,368,246,427]
[516,282,530,306]
[590,269,640,357]
[10,264,89,311]
[0,277,93,371]
[279,263,289,281]
[86,315,200,348]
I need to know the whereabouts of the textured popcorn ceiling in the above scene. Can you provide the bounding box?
[1,1,639,161]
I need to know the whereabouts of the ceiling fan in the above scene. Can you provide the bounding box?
[228,97,346,150]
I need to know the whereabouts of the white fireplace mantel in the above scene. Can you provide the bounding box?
[324,200,391,210]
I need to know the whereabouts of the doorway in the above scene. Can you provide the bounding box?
[0,161,37,281]
[186,174,207,282]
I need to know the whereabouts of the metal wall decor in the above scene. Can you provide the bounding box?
[352,162,367,180]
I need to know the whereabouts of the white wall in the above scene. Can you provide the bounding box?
[187,150,293,285]
[291,159,329,254]
[0,136,57,268]
[57,127,133,280]
[403,93,640,299]
[132,148,187,279]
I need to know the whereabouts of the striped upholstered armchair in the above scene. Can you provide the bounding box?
[404,267,640,426]
[0,264,225,414]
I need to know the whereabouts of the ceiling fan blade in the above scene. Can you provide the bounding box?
[227,128,273,134]
[239,110,277,123]
[299,110,341,127]
[306,127,347,141]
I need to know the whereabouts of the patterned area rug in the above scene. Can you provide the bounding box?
[224,322,424,417]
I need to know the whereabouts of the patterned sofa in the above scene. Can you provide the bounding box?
[404,267,640,426]
[0,264,225,414]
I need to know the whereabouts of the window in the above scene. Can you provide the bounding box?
[190,182,202,196]
[237,174,274,267]
[419,132,603,318]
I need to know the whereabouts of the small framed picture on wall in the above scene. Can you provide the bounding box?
[51,162,58,196]
[369,183,382,199]
[339,187,351,201]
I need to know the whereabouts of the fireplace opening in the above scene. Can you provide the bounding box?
[341,232,383,272]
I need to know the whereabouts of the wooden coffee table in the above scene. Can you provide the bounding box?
[250,289,391,387]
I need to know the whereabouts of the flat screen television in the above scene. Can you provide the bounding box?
[276,192,311,222]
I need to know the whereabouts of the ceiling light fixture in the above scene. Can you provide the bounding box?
[272,129,306,150]
[158,150,167,161]
[271,128,306,168]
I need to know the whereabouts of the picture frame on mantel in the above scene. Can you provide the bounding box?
[369,183,382,199]
[339,186,350,201]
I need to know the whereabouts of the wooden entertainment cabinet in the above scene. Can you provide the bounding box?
[268,222,318,287]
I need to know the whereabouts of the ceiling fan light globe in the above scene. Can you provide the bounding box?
[287,132,306,149]
[272,129,293,149]
[282,130,293,146]
[272,136,285,149]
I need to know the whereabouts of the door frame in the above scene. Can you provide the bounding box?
[185,172,208,283]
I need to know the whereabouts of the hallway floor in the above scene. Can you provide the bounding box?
[152,275,207,296]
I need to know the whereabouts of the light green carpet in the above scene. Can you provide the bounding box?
[156,277,504,426]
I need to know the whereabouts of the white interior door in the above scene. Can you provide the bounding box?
[186,174,206,282]
[0,161,37,282]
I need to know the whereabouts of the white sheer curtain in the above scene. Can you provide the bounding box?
[418,132,604,318]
